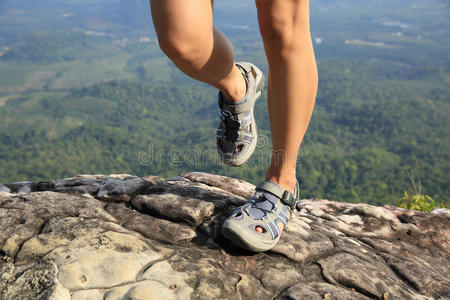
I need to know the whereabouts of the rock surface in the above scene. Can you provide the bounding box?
[0,171,449,299]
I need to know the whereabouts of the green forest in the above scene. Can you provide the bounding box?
[0,0,448,207]
[1,60,448,205]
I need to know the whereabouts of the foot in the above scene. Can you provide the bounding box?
[216,62,265,166]
[221,179,300,252]
[256,175,296,234]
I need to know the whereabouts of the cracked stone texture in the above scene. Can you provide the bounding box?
[0,172,449,299]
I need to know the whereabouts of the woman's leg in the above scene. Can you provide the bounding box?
[256,0,318,229]
[149,0,246,102]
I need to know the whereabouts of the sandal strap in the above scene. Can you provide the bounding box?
[218,92,251,114]
[219,110,252,131]
[255,180,298,210]
[216,128,252,143]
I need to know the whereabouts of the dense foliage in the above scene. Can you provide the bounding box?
[1,32,107,64]
[0,60,448,205]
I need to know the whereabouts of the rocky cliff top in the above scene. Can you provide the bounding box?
[0,172,449,299]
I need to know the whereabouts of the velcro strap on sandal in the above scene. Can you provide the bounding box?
[256,180,298,210]
[216,129,252,143]
[223,117,241,130]
[218,93,251,114]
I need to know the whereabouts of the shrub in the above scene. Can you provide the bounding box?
[396,191,436,212]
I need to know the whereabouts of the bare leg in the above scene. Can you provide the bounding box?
[149,0,246,102]
[256,0,318,232]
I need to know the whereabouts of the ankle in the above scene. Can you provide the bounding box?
[265,168,297,194]
[219,66,247,102]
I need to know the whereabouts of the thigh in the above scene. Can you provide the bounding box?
[150,0,214,44]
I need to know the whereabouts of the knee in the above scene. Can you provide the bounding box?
[157,36,197,62]
[157,34,210,64]
[256,0,309,53]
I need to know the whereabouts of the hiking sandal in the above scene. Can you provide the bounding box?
[216,62,265,166]
[221,179,300,252]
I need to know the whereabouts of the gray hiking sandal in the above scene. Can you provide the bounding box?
[222,179,300,252]
[217,62,265,166]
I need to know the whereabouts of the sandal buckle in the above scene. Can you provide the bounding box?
[281,191,297,210]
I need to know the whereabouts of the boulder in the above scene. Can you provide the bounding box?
[0,172,448,299]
